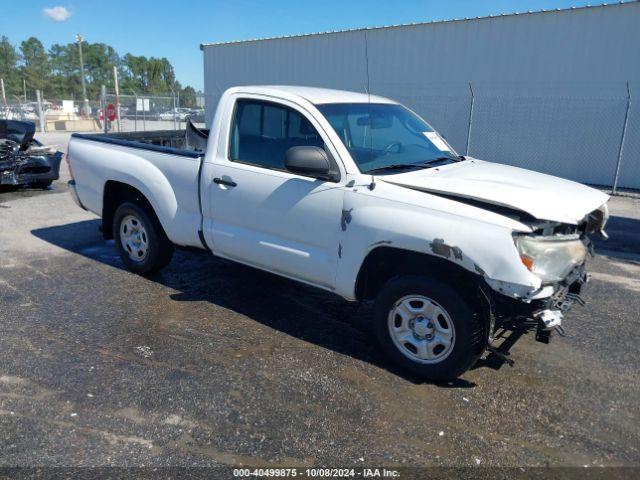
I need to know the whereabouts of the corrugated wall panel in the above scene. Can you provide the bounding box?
[203,30,368,124]
[364,4,640,84]
[617,82,640,189]
[203,2,640,188]
[369,81,472,153]
[467,82,629,186]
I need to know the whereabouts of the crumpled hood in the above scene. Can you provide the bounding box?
[378,158,609,224]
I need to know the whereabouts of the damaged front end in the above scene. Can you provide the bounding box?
[484,203,609,345]
[486,261,590,346]
[0,120,62,188]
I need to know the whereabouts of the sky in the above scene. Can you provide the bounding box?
[0,0,599,91]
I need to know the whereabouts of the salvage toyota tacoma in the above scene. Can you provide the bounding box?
[67,86,609,380]
[0,120,62,188]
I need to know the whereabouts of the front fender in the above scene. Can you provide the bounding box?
[335,185,541,301]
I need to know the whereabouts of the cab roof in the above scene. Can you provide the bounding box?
[225,85,396,105]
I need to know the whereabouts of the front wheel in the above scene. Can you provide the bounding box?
[374,275,485,380]
[113,202,173,274]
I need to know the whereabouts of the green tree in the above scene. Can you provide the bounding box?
[48,43,81,98]
[121,53,149,92]
[20,37,49,95]
[83,43,120,97]
[0,36,20,99]
[3,35,196,103]
[180,86,197,108]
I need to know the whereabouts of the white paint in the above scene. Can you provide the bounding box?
[69,85,608,302]
[380,158,609,224]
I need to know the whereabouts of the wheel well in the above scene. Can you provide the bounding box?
[102,181,155,239]
[355,246,483,304]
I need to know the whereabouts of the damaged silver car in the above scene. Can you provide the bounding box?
[0,120,62,189]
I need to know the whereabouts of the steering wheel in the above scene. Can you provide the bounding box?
[381,142,402,156]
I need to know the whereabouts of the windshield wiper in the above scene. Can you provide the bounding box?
[427,156,458,164]
[365,156,460,174]
[365,163,426,174]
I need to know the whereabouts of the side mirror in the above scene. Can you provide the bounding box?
[285,146,336,181]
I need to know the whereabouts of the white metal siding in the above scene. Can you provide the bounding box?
[203,2,640,188]
[203,30,369,122]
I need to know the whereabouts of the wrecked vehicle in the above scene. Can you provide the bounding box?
[0,120,62,188]
[67,86,609,380]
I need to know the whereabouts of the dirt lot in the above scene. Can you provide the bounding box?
[1,132,639,473]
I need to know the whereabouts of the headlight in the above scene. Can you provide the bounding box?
[515,235,587,283]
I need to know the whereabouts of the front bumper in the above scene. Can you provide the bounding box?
[488,261,589,331]
[536,309,564,329]
[0,152,62,186]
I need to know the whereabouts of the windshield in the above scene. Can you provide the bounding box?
[317,103,460,174]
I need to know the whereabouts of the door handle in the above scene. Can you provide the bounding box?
[213,177,237,187]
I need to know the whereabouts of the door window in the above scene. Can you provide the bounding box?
[229,99,324,170]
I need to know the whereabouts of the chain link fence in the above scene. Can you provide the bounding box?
[1,93,101,132]
[1,89,206,134]
[366,81,638,192]
[101,93,206,133]
[3,84,637,192]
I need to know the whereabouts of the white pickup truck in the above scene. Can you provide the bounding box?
[67,86,609,379]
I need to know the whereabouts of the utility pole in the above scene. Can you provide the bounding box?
[76,34,90,117]
[101,85,108,134]
[170,87,177,130]
[1,78,6,106]
[35,90,45,133]
[1,78,7,118]
[113,66,121,132]
[23,79,27,103]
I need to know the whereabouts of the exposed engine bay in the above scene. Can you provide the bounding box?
[0,120,63,188]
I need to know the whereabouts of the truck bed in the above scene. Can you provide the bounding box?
[69,125,209,249]
[71,130,199,158]
[72,121,210,156]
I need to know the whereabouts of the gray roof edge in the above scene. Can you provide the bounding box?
[200,1,638,49]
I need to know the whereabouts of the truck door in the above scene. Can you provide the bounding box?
[203,97,345,290]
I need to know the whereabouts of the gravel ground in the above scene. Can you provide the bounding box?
[0,133,638,475]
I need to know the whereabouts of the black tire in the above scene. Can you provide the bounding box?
[113,202,173,274]
[374,275,484,380]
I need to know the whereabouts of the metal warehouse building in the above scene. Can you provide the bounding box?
[202,1,640,190]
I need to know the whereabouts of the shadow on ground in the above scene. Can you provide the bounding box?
[32,219,485,387]
[592,215,640,260]
[0,181,68,204]
[31,218,596,386]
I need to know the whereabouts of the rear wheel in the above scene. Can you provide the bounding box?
[374,275,484,380]
[113,202,173,274]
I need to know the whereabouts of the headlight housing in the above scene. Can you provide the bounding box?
[585,203,609,239]
[515,235,587,284]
